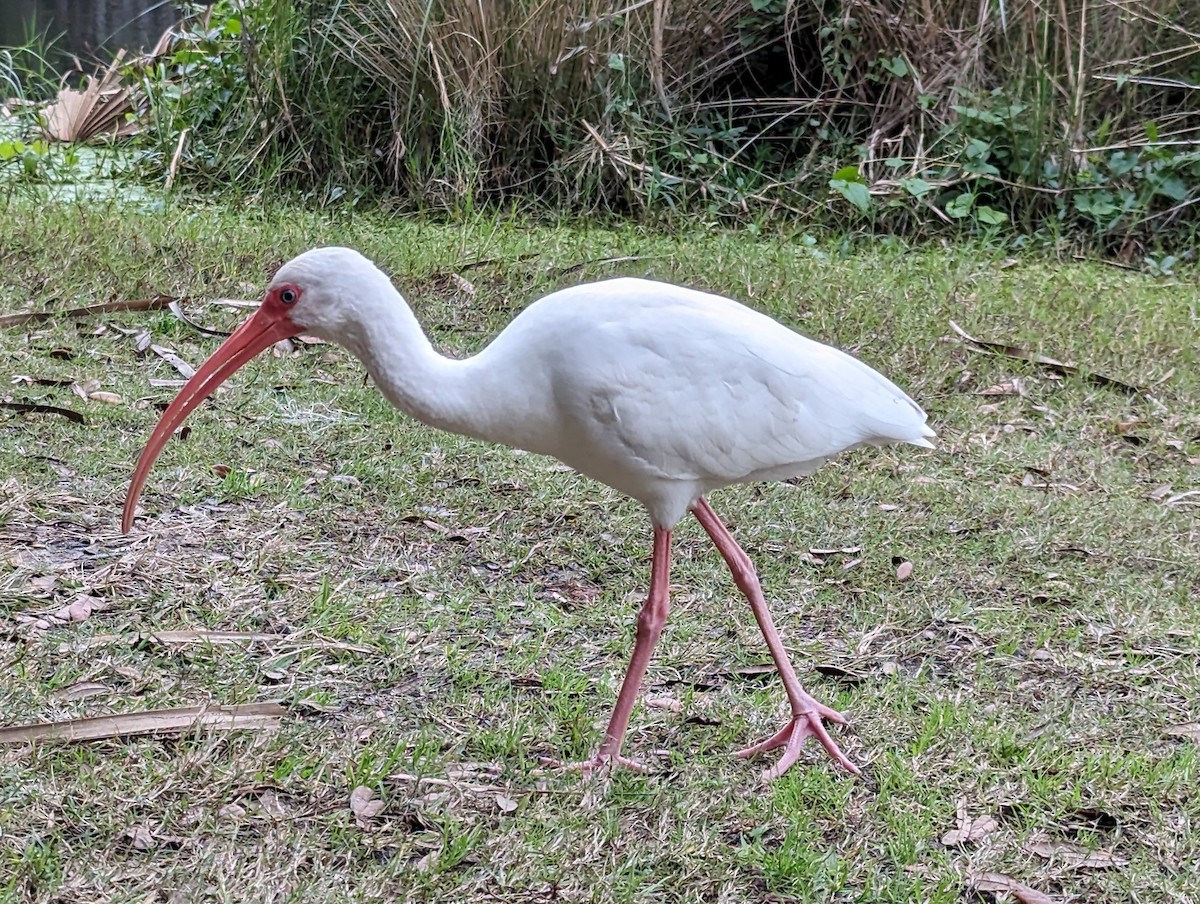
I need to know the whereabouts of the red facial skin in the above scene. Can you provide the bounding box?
[121,285,302,532]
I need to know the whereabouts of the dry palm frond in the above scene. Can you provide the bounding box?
[40,50,140,143]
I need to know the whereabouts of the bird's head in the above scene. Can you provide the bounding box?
[120,246,389,532]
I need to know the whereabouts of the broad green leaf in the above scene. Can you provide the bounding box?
[831,179,871,213]
[976,205,1008,226]
[1153,176,1189,202]
[946,192,975,218]
[832,164,864,183]
[900,177,934,198]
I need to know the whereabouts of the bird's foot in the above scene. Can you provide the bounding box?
[539,752,651,776]
[737,700,860,780]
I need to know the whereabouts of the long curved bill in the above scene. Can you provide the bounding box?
[122,305,298,532]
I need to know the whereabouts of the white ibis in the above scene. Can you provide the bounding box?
[123,247,934,779]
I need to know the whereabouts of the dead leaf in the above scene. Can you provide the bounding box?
[950,320,1140,394]
[52,595,99,623]
[814,664,866,684]
[941,804,998,846]
[150,344,197,379]
[50,681,113,702]
[0,702,286,744]
[495,793,518,814]
[168,300,231,337]
[0,294,173,329]
[451,273,477,296]
[896,561,914,581]
[1164,489,1200,507]
[969,872,1057,904]
[255,790,289,819]
[1165,722,1200,742]
[69,630,373,655]
[122,825,157,852]
[413,850,437,872]
[28,574,58,593]
[0,401,85,424]
[218,803,246,821]
[645,696,683,713]
[71,379,100,400]
[40,51,140,142]
[728,663,776,680]
[1028,838,1128,869]
[349,785,385,827]
[978,377,1028,396]
[88,391,123,404]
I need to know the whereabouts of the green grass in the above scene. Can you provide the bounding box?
[0,199,1198,903]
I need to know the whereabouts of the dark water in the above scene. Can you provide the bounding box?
[0,0,185,63]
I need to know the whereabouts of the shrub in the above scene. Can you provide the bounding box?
[130,0,1199,245]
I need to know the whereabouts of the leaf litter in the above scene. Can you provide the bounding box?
[0,702,287,744]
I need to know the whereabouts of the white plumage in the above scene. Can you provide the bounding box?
[124,246,935,779]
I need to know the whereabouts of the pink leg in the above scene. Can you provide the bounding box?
[562,526,672,774]
[692,498,859,779]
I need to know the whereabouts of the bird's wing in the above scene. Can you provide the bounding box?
[563,297,930,485]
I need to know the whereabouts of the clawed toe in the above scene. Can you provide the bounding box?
[738,709,859,779]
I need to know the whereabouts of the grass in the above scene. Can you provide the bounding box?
[0,199,1198,903]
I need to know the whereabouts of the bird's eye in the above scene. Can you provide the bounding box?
[279,288,298,304]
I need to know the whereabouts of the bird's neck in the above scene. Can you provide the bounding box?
[346,298,507,445]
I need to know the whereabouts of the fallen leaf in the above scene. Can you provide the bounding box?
[28,574,57,593]
[1028,838,1128,869]
[950,320,1140,394]
[896,561,914,581]
[969,871,1057,904]
[495,793,518,813]
[451,273,477,296]
[88,391,123,404]
[645,696,683,713]
[0,293,173,328]
[349,785,385,827]
[941,806,998,846]
[52,595,99,623]
[1165,722,1200,742]
[149,344,197,379]
[814,664,866,685]
[255,790,289,819]
[71,378,101,400]
[50,681,113,702]
[218,803,246,821]
[1164,489,1200,507]
[0,702,287,744]
[413,850,437,872]
[728,663,776,679]
[0,401,85,424]
[978,377,1027,396]
[168,300,231,337]
[122,826,157,851]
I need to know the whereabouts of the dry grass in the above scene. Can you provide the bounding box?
[0,200,1198,902]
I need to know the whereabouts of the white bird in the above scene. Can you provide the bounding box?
[123,247,935,779]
